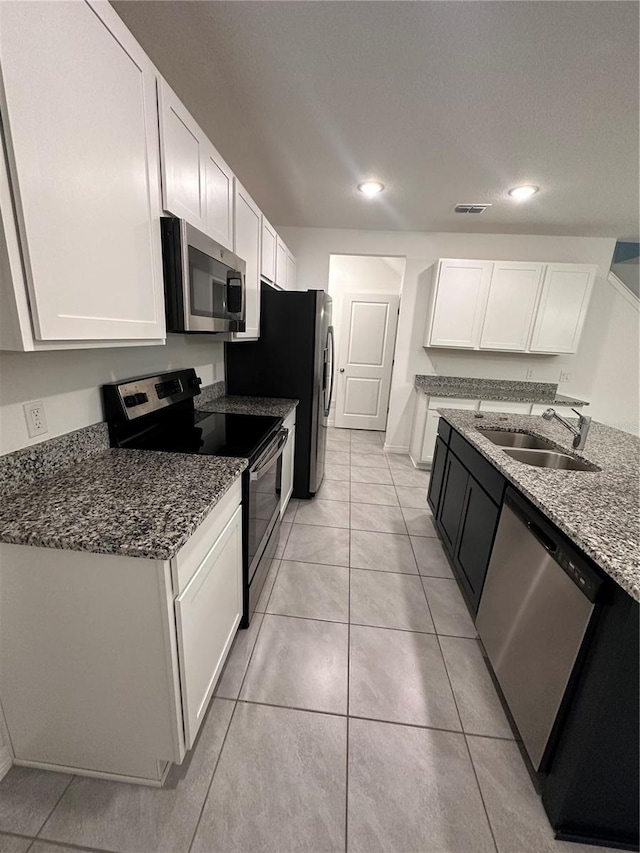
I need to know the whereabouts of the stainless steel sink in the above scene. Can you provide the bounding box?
[478,429,556,450]
[502,448,599,472]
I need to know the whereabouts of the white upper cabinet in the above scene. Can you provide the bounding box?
[529,264,595,354]
[479,262,544,351]
[204,142,233,251]
[424,259,597,355]
[232,179,261,340]
[0,0,165,347]
[286,251,297,291]
[261,217,277,283]
[275,237,288,289]
[425,260,493,348]
[158,80,233,250]
[158,82,206,230]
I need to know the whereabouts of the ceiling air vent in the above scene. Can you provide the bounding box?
[454,203,492,214]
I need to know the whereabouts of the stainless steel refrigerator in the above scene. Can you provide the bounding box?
[225,284,334,498]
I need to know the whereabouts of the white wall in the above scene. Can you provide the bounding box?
[278,227,625,448]
[327,255,405,424]
[0,336,224,455]
[586,275,639,433]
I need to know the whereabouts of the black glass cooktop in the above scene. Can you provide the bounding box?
[126,411,281,463]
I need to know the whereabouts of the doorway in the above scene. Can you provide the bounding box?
[327,255,405,432]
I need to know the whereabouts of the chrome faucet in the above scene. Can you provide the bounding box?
[542,408,591,451]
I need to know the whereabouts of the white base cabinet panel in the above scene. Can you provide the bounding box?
[281,410,297,515]
[0,545,182,783]
[0,481,243,784]
[410,395,479,467]
[176,505,242,749]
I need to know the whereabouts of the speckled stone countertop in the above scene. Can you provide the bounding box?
[197,394,298,419]
[415,375,588,407]
[439,409,640,602]
[0,448,247,560]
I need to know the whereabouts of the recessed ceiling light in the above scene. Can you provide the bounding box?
[358,181,384,197]
[508,185,539,201]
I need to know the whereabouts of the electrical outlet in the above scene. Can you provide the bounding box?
[559,371,571,383]
[23,400,48,438]
[525,369,534,380]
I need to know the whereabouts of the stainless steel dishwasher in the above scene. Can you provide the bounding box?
[476,489,602,770]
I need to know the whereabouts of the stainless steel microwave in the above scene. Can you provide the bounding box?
[161,217,246,333]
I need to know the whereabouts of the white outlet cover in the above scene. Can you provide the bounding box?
[23,400,48,438]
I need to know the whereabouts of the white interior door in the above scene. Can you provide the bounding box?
[335,293,399,431]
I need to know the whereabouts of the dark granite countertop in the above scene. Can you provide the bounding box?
[0,443,247,560]
[415,375,588,407]
[197,394,298,419]
[439,409,639,602]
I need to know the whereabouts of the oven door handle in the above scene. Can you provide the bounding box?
[250,428,288,480]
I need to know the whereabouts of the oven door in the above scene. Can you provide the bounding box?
[248,428,288,584]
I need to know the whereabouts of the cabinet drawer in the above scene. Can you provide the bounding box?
[172,479,242,594]
[175,504,242,749]
[449,431,505,505]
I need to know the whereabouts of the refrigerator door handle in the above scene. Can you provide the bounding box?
[324,325,335,417]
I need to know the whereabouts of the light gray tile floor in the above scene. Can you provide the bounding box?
[1,440,602,853]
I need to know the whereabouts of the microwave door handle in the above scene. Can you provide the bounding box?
[250,429,288,480]
[226,270,245,322]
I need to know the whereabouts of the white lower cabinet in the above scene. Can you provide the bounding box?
[175,505,242,749]
[409,395,570,467]
[410,395,479,467]
[0,480,242,784]
[281,410,297,515]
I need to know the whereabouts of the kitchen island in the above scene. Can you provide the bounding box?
[428,409,639,850]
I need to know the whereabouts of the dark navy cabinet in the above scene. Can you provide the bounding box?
[428,421,505,613]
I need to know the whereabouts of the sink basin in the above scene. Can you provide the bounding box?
[502,448,599,472]
[478,429,556,450]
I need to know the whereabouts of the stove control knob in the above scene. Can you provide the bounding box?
[133,392,148,405]
[123,395,136,408]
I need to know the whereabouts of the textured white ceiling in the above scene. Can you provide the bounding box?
[113,1,639,238]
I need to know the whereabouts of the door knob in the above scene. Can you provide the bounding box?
[339,368,345,373]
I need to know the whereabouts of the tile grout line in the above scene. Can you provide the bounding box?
[33,772,76,843]
[344,482,352,853]
[232,696,518,742]
[186,698,239,853]
[28,834,116,853]
[416,558,501,853]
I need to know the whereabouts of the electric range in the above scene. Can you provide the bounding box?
[102,367,286,626]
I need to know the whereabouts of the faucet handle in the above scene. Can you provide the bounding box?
[572,407,591,424]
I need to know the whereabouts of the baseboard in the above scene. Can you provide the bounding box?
[383,443,410,454]
[0,746,12,781]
